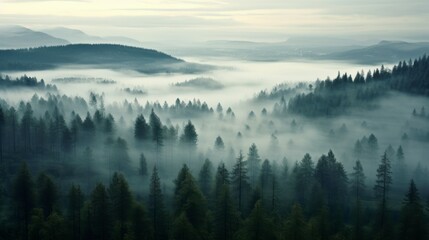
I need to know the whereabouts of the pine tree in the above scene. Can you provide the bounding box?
[134,114,150,141]
[90,183,111,240]
[394,145,407,185]
[149,167,168,240]
[150,109,163,152]
[36,173,57,218]
[215,163,230,197]
[231,151,249,213]
[400,180,427,240]
[247,143,261,189]
[13,162,35,240]
[214,184,240,240]
[173,165,208,235]
[236,201,277,240]
[0,107,4,163]
[180,120,198,148]
[215,136,225,150]
[198,158,213,199]
[68,184,84,240]
[259,159,276,212]
[139,153,148,176]
[43,211,67,240]
[373,152,392,240]
[132,203,154,240]
[108,172,133,240]
[295,153,314,210]
[284,204,308,240]
[350,160,365,240]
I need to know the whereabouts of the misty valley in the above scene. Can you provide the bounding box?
[0,43,429,240]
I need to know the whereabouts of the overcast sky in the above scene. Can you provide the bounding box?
[1,0,428,42]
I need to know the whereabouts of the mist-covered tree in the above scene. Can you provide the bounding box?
[259,159,277,212]
[134,114,150,141]
[108,172,133,240]
[214,183,240,240]
[173,165,208,238]
[180,120,198,149]
[82,112,95,133]
[350,160,365,240]
[295,153,314,210]
[150,109,163,152]
[367,133,379,159]
[0,107,4,163]
[394,146,407,185]
[36,173,57,217]
[198,158,213,199]
[373,152,392,240]
[231,151,249,213]
[90,183,111,240]
[247,143,261,189]
[139,153,148,176]
[400,180,427,240]
[215,136,225,150]
[314,150,348,232]
[149,166,168,240]
[215,163,230,197]
[68,184,84,240]
[113,137,130,172]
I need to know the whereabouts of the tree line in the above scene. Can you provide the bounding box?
[2,146,429,240]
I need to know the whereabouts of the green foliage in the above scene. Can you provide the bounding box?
[236,201,278,240]
[284,204,308,240]
[174,165,208,235]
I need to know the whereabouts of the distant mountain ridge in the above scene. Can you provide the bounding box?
[0,44,211,74]
[42,27,143,46]
[0,25,69,49]
[324,40,429,64]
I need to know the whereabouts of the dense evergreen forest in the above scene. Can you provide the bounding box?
[0,56,428,240]
[282,55,429,117]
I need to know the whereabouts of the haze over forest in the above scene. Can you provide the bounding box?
[0,1,429,240]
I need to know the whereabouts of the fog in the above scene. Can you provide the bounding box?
[2,58,427,184]
[2,58,376,107]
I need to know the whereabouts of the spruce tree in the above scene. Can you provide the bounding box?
[149,167,168,240]
[400,180,427,240]
[13,162,35,240]
[373,152,392,240]
[198,158,213,199]
[134,114,150,141]
[150,109,163,152]
[139,153,148,176]
[247,143,261,189]
[284,204,308,240]
[108,172,133,240]
[231,151,249,213]
[90,183,111,240]
[350,160,365,240]
[36,173,57,218]
[68,184,84,240]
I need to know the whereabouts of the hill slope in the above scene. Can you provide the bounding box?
[0,44,211,74]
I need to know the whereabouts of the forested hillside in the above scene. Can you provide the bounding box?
[282,55,429,117]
